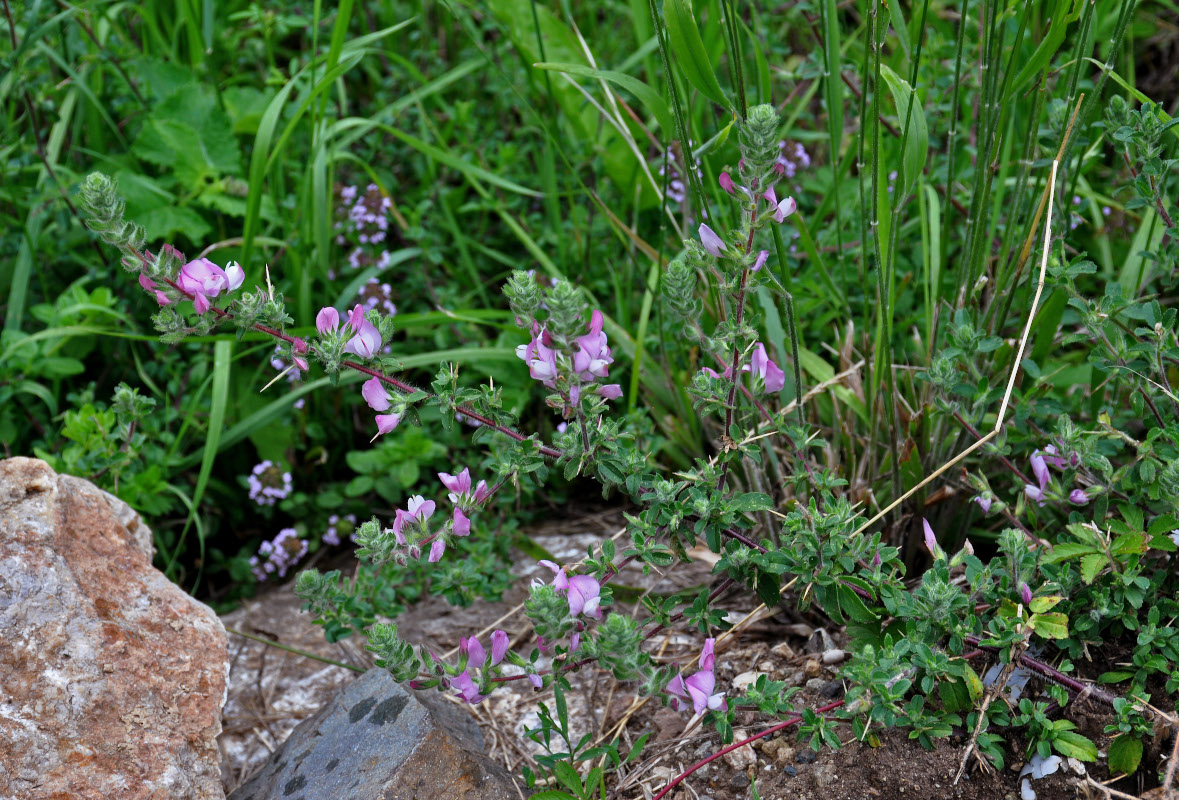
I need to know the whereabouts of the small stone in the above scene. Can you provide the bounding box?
[771,642,795,659]
[723,731,756,771]
[804,629,833,654]
[784,765,798,776]
[805,677,825,691]
[729,773,750,789]
[821,648,847,665]
[228,668,520,799]
[804,659,822,678]
[757,660,776,672]
[820,679,845,699]
[796,749,818,764]
[775,744,796,764]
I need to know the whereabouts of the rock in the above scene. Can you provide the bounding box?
[804,659,822,678]
[722,730,756,771]
[796,748,818,765]
[732,670,765,692]
[0,457,228,800]
[228,667,520,800]
[819,679,845,699]
[771,642,795,660]
[821,648,847,665]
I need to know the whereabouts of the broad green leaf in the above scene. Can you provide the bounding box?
[938,678,972,714]
[132,83,242,185]
[1030,612,1069,640]
[1028,596,1063,614]
[963,665,984,703]
[534,61,674,135]
[878,64,928,202]
[139,206,213,243]
[1111,532,1148,556]
[838,584,879,624]
[1098,670,1135,683]
[1108,733,1143,775]
[663,0,729,109]
[1053,731,1098,762]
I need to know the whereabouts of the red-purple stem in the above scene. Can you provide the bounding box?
[650,701,846,800]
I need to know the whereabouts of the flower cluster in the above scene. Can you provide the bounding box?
[536,560,603,620]
[655,144,702,204]
[776,139,811,179]
[516,310,622,409]
[247,460,293,507]
[357,277,398,318]
[332,183,395,277]
[665,638,726,717]
[250,527,307,581]
[452,630,510,704]
[137,248,245,314]
[322,513,357,546]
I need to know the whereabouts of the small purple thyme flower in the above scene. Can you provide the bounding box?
[250,527,307,581]
[247,460,293,507]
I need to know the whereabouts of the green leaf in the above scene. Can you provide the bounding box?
[1053,731,1098,762]
[131,83,242,185]
[1030,612,1069,640]
[878,64,928,202]
[1041,542,1100,564]
[1008,0,1077,97]
[730,492,773,513]
[1108,734,1143,775]
[1111,532,1148,556]
[527,792,580,800]
[534,61,674,135]
[1080,553,1106,584]
[663,0,729,109]
[938,678,972,714]
[138,205,213,244]
[1028,596,1063,614]
[1098,670,1135,684]
[838,584,880,624]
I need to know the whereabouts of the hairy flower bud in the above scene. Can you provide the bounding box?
[737,104,783,185]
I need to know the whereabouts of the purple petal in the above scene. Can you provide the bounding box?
[698,223,724,257]
[362,376,391,411]
[490,630,509,666]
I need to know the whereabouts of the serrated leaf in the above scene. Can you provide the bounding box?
[138,205,213,243]
[1053,731,1098,762]
[1041,542,1101,564]
[1108,733,1143,775]
[1030,612,1069,639]
[878,64,928,202]
[1111,532,1148,556]
[132,83,242,186]
[663,0,729,109]
[1080,553,1106,584]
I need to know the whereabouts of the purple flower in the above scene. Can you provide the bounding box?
[428,539,446,562]
[597,384,623,400]
[316,306,340,334]
[527,673,543,689]
[1019,582,1033,606]
[1024,450,1050,506]
[719,171,736,195]
[566,575,602,619]
[698,223,725,257]
[516,330,560,388]
[490,630,509,665]
[138,273,171,306]
[745,343,785,393]
[570,632,581,653]
[362,376,392,411]
[407,495,436,522]
[462,635,486,666]
[573,310,614,380]
[453,671,485,704]
[247,460,293,507]
[1037,445,1069,470]
[453,508,471,536]
[1068,489,1089,505]
[224,261,244,291]
[771,194,798,223]
[666,638,726,716]
[973,493,993,513]
[923,518,945,560]
[752,250,769,273]
[701,365,732,381]
[538,559,570,592]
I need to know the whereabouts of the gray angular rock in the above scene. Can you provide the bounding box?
[0,457,229,800]
[228,668,521,800]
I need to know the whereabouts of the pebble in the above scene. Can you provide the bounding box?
[796,749,818,764]
[820,679,845,698]
[804,659,822,678]
[771,642,795,659]
[821,648,847,664]
[732,671,765,692]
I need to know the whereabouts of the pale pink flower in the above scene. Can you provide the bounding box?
[316,306,340,334]
[362,376,392,411]
[573,310,613,380]
[698,223,724,257]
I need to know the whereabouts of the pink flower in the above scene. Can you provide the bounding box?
[453,671,485,704]
[344,307,382,358]
[719,171,736,195]
[570,632,581,653]
[362,376,392,411]
[439,468,472,499]
[428,539,446,562]
[973,494,993,513]
[473,481,491,504]
[1068,489,1089,505]
[527,673,543,689]
[1037,444,1069,470]
[453,508,471,536]
[516,330,560,388]
[566,575,602,619]
[224,261,244,291]
[538,559,570,592]
[316,306,340,334]
[745,343,785,393]
[698,223,724,257]
[373,412,401,438]
[1025,450,1050,506]
[573,310,613,380]
[177,258,236,313]
[597,384,622,400]
[701,365,732,380]
[772,195,797,223]
[462,635,486,666]
[138,273,171,306]
[490,630,509,665]
[407,495,436,522]
[1019,582,1033,606]
[752,250,769,272]
[666,638,726,716]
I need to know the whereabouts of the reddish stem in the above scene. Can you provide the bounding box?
[964,635,1119,706]
[650,701,846,800]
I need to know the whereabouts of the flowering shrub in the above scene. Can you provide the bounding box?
[65,1,1179,787]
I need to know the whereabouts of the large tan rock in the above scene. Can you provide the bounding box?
[0,457,229,800]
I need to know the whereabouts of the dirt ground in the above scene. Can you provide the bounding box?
[218,509,1172,799]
